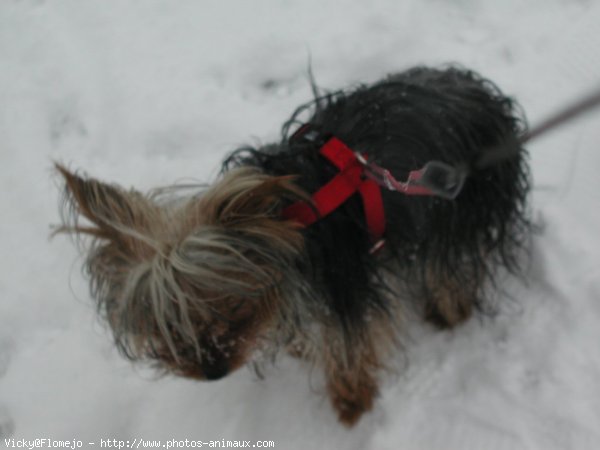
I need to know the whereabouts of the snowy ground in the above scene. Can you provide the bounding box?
[1,1,600,449]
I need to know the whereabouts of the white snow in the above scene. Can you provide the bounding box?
[1,0,600,448]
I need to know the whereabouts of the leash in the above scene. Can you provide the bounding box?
[476,86,600,169]
[361,85,600,201]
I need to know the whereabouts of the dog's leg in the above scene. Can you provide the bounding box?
[325,353,379,426]
[286,330,377,427]
[423,265,479,329]
[321,320,393,427]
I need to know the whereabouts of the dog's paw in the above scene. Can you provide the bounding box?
[328,377,378,427]
[424,296,474,329]
[332,395,373,427]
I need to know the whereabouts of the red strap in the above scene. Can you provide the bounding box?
[358,179,386,238]
[282,137,386,240]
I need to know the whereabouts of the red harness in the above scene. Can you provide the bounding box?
[282,132,466,251]
[282,137,387,240]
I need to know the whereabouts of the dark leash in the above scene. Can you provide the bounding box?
[419,86,600,199]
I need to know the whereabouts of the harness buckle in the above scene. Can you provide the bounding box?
[357,156,468,200]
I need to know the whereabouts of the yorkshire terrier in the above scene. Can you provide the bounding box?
[56,66,531,426]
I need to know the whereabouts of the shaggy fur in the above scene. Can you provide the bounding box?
[57,66,530,426]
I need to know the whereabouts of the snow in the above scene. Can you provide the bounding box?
[1,0,600,448]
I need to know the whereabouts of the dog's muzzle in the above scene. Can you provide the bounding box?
[201,342,230,381]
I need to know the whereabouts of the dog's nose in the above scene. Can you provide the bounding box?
[202,359,229,380]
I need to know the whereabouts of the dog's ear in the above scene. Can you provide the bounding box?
[190,168,310,259]
[55,164,156,247]
[199,167,308,226]
[218,176,292,221]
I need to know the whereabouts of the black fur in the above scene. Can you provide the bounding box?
[223,66,530,340]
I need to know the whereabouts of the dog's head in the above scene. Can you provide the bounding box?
[56,164,307,380]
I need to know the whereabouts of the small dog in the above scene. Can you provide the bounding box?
[56,66,530,426]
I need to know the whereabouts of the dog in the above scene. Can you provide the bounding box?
[56,66,531,426]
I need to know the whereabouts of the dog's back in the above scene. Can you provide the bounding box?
[224,66,531,331]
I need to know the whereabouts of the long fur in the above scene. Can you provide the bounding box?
[224,66,530,329]
[57,66,531,426]
[57,166,312,379]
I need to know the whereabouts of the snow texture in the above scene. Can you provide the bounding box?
[1,1,600,448]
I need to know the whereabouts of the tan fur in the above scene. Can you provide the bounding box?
[321,311,398,426]
[56,164,309,379]
[56,163,473,427]
[423,263,478,328]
